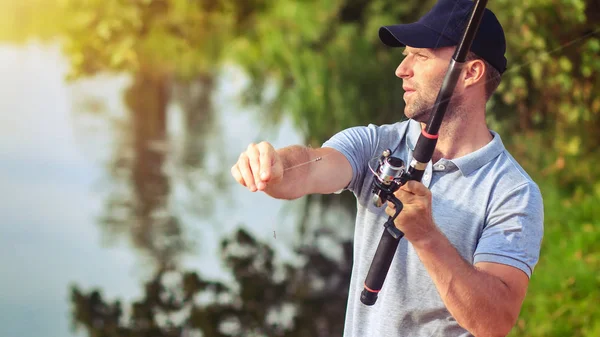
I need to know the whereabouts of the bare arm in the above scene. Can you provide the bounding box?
[231,142,352,200]
[413,230,529,337]
[265,145,352,199]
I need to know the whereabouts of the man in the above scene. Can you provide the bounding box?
[230,0,544,336]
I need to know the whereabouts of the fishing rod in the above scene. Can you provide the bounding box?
[360,0,490,306]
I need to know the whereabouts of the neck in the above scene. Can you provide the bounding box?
[422,104,492,163]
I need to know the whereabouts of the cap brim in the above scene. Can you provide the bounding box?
[379,23,457,49]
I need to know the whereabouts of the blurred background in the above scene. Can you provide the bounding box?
[0,0,598,336]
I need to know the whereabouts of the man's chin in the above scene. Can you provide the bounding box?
[404,108,429,123]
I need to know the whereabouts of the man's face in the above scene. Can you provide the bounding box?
[396,46,457,122]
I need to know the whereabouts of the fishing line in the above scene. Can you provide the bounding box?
[283,155,324,171]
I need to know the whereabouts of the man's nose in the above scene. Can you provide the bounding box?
[395,57,412,79]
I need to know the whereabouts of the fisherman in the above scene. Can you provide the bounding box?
[231,0,544,335]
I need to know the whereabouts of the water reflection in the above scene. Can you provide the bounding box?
[99,68,190,267]
[1,42,357,337]
[0,43,140,337]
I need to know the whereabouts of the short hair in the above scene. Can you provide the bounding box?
[465,51,502,100]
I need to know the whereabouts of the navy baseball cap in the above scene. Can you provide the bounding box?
[379,0,507,74]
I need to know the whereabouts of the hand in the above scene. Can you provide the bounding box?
[231,141,284,192]
[385,180,437,244]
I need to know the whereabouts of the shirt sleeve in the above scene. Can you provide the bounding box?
[473,182,544,278]
[321,124,381,195]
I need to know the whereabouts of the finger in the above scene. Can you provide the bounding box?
[230,164,247,187]
[258,142,274,182]
[400,180,430,196]
[385,204,394,217]
[246,143,264,190]
[238,153,257,191]
[393,188,416,203]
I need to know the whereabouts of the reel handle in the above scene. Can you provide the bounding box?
[360,196,404,305]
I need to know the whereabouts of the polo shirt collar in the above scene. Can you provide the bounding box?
[404,119,505,176]
[405,119,422,151]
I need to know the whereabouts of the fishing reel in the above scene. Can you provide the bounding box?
[370,149,411,239]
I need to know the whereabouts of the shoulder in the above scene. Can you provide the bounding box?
[477,131,541,195]
[482,137,544,221]
[492,148,542,199]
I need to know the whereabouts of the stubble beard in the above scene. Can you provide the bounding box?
[405,94,434,123]
[404,74,463,124]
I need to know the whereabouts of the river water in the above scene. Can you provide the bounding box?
[0,42,313,337]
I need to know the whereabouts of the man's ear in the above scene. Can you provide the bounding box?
[463,59,485,90]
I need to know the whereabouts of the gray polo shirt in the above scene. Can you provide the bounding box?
[322,119,544,337]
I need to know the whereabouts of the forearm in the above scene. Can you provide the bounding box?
[413,229,519,337]
[263,145,315,200]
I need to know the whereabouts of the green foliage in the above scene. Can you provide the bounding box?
[487,0,600,156]
[58,0,238,80]
[229,0,436,145]
[0,0,65,43]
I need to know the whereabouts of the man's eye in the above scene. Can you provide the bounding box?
[417,54,428,59]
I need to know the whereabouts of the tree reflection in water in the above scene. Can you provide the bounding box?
[72,227,352,337]
[69,67,356,336]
